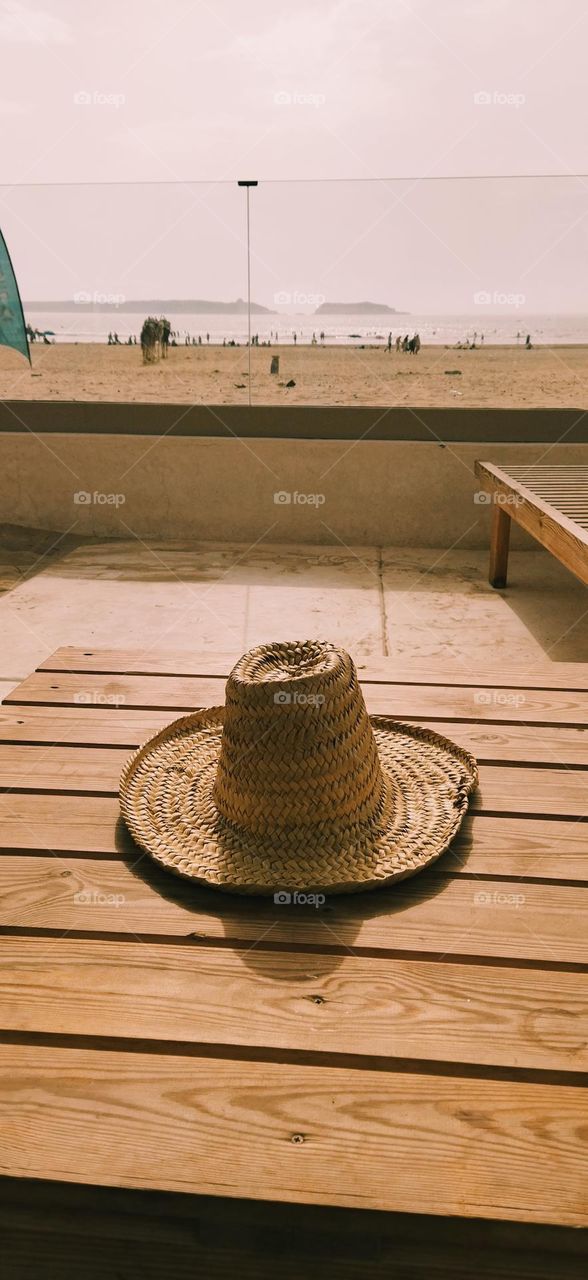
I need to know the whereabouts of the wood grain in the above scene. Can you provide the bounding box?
[7,671,588,724]
[0,1042,586,1224]
[1,855,586,963]
[1,788,585,879]
[1,748,585,821]
[1,936,586,1071]
[2,645,587,1234]
[39,646,588,692]
[2,703,588,765]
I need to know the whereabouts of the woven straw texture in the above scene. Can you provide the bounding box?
[119,641,478,896]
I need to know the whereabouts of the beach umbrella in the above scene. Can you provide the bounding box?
[0,226,30,363]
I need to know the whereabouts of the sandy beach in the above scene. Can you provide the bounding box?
[1,341,587,407]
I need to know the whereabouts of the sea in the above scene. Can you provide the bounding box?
[22,310,588,347]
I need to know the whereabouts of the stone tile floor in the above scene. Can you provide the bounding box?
[0,525,585,699]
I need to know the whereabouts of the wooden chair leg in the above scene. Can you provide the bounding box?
[489,504,511,587]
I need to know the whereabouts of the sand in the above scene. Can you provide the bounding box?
[1,341,587,407]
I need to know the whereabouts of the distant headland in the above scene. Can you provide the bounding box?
[25,298,275,315]
[314,301,403,315]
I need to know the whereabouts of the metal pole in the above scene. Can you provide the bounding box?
[246,186,251,403]
[238,181,257,408]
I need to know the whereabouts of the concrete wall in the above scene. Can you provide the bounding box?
[2,400,588,442]
[2,431,587,547]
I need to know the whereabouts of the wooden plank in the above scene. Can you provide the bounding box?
[489,503,511,588]
[448,816,588,881]
[0,747,586,820]
[5,672,226,711]
[475,462,588,586]
[1,936,586,1072]
[0,854,586,963]
[477,464,588,548]
[7,671,588,724]
[0,746,131,793]
[472,766,588,818]
[37,645,588,691]
[0,793,585,879]
[0,1042,586,1224]
[2,704,588,765]
[0,705,175,747]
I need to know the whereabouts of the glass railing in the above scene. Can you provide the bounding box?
[0,176,586,408]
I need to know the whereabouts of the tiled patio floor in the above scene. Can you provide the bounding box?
[0,527,586,699]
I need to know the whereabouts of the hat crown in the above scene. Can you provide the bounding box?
[213,641,387,837]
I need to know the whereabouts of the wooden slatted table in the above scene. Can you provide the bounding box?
[475,461,588,588]
[1,646,587,1277]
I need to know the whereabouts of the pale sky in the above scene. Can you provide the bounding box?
[1,0,587,311]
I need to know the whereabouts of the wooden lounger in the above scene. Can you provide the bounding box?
[475,462,588,588]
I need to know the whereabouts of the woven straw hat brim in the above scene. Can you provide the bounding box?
[119,709,478,896]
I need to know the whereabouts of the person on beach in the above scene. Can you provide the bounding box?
[387,332,392,352]
[525,333,533,349]
[293,332,297,345]
[395,334,402,352]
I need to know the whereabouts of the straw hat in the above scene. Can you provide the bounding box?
[120,641,478,896]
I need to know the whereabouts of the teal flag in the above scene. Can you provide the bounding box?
[0,228,30,363]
